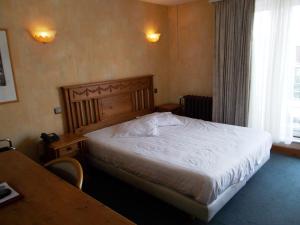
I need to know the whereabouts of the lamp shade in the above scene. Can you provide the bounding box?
[146,33,161,43]
[32,30,56,43]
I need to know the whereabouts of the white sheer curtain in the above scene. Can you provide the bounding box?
[248,0,300,144]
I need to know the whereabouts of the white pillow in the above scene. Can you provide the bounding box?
[140,112,183,127]
[113,117,159,138]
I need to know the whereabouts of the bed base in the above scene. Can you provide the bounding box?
[87,154,269,223]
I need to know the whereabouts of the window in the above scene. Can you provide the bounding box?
[293,46,300,138]
[288,5,300,140]
[295,68,300,99]
[249,2,300,144]
[295,47,300,99]
[297,46,300,64]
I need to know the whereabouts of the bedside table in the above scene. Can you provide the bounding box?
[48,134,88,159]
[157,103,182,115]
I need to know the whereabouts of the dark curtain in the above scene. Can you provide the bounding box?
[212,0,255,126]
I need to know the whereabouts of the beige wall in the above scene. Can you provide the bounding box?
[0,0,169,159]
[168,0,214,102]
[0,0,214,159]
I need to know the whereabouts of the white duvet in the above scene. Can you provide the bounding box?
[85,116,272,204]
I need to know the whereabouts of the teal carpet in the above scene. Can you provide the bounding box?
[84,153,300,225]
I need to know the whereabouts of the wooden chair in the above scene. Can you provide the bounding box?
[44,157,83,189]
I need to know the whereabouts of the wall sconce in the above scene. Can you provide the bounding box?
[146,32,161,43]
[31,30,56,44]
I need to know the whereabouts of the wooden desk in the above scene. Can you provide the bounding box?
[0,151,135,225]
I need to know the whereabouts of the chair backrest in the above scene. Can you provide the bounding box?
[44,158,83,189]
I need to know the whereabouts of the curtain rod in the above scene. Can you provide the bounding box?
[209,0,223,2]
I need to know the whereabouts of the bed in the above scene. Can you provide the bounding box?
[62,75,272,222]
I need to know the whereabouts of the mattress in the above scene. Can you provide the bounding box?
[85,116,272,205]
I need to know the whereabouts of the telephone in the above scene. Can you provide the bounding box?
[40,133,60,144]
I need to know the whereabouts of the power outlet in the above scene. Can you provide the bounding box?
[54,107,62,114]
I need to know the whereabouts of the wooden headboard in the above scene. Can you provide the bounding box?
[62,75,154,134]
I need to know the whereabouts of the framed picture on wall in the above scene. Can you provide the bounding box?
[0,29,18,104]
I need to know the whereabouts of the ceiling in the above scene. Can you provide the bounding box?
[140,0,199,6]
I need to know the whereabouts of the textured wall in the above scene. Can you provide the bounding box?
[0,0,214,160]
[0,0,169,159]
[168,0,214,102]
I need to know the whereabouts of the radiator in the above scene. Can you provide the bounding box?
[181,95,213,121]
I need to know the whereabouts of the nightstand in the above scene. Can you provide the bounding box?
[48,133,88,159]
[157,103,182,115]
